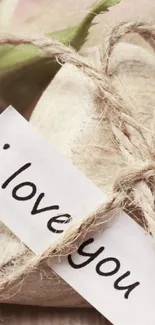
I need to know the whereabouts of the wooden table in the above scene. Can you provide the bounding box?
[0,305,111,325]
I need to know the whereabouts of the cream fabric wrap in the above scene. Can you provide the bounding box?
[0,39,155,308]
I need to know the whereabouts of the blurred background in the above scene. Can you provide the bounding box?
[0,0,155,47]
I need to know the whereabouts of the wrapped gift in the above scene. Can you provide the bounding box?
[0,24,155,309]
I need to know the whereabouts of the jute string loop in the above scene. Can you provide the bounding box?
[0,21,155,295]
[102,22,155,73]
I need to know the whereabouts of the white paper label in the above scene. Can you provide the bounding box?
[51,212,155,325]
[0,107,104,254]
[0,107,155,325]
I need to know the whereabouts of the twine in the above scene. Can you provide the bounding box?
[0,21,155,296]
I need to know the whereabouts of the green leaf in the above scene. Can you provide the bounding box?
[0,0,121,115]
[50,0,121,51]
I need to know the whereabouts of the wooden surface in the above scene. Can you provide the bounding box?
[0,305,111,325]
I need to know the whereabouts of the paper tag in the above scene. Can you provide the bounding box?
[0,107,104,254]
[0,107,155,325]
[51,212,155,325]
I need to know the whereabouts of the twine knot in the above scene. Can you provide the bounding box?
[114,163,155,194]
[113,163,155,234]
